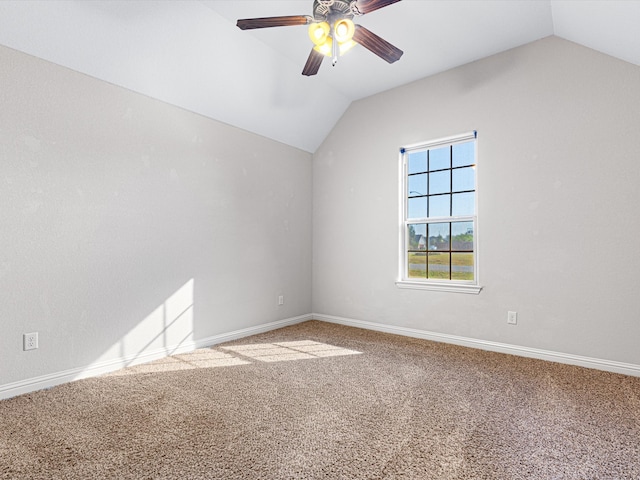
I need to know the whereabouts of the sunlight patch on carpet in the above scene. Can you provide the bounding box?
[107,341,360,376]
[107,349,251,376]
[221,341,361,363]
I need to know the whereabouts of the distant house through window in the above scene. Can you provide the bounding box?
[397,131,481,294]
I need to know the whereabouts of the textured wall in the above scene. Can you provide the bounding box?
[0,45,312,386]
[312,36,640,365]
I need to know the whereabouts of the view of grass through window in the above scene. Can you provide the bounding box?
[408,222,474,280]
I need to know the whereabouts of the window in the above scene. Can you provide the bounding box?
[397,131,481,294]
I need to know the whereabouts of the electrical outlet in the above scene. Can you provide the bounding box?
[24,332,39,351]
[507,311,517,325]
[278,295,284,306]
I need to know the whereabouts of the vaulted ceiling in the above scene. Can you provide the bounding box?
[0,1,638,153]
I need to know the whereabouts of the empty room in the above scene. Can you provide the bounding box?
[1,1,639,478]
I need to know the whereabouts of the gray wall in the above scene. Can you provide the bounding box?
[313,36,640,366]
[0,45,312,386]
[4,34,640,393]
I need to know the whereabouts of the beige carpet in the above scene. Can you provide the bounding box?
[1,320,639,479]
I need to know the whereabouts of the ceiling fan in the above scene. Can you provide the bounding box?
[237,0,404,76]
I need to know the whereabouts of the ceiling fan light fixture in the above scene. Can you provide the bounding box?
[313,36,355,58]
[338,39,356,55]
[313,37,333,56]
[333,18,355,43]
[308,21,330,45]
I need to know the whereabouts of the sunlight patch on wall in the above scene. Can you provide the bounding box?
[89,279,195,373]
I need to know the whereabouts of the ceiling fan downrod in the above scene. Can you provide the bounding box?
[332,31,339,66]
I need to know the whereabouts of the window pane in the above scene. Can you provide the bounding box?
[408,224,426,250]
[408,252,427,278]
[452,253,474,280]
[451,222,473,251]
[428,252,450,279]
[408,174,427,197]
[429,170,450,195]
[452,167,475,192]
[407,197,428,219]
[452,141,474,168]
[429,146,450,171]
[408,151,427,174]
[428,223,450,251]
[428,194,450,218]
[452,192,475,216]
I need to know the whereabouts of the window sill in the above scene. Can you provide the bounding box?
[395,280,483,294]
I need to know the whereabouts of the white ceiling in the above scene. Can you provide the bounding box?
[0,1,638,153]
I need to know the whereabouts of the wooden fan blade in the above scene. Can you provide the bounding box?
[302,48,324,76]
[352,0,402,15]
[353,25,403,63]
[237,15,311,30]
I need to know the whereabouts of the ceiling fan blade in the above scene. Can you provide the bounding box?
[352,0,402,15]
[353,25,403,63]
[302,48,324,76]
[237,15,311,30]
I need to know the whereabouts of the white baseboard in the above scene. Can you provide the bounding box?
[0,314,312,401]
[313,313,640,378]
[5,312,637,401]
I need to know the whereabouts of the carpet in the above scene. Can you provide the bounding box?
[1,320,639,479]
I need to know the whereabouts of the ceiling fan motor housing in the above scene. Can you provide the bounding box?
[313,0,358,22]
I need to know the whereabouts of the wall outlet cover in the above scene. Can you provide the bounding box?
[23,332,39,351]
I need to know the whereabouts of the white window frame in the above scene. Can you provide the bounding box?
[396,131,482,294]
